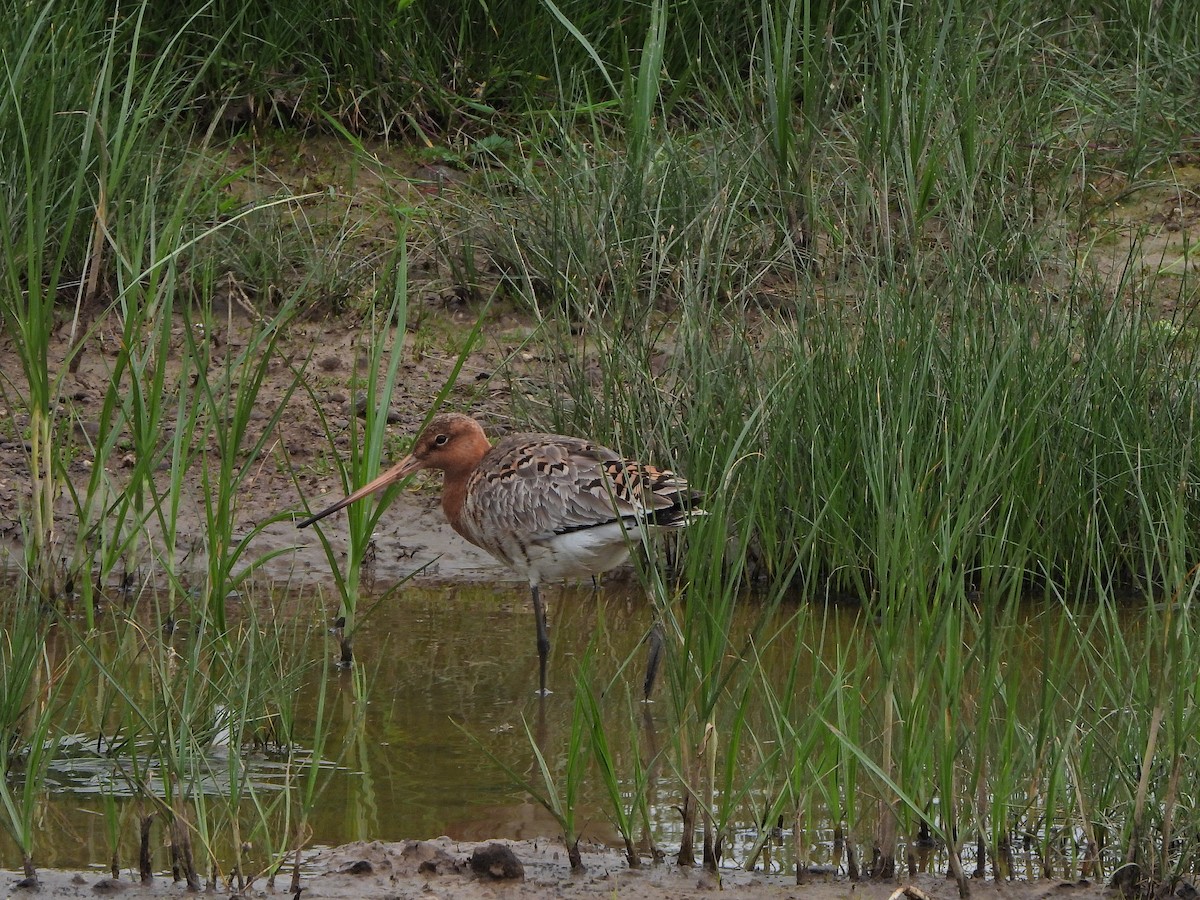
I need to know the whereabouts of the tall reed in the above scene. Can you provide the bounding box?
[1,1,232,601]
[299,231,410,663]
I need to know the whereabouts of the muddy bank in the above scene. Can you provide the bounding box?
[0,296,544,589]
[1,838,1117,900]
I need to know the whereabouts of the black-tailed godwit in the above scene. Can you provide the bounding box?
[298,412,704,695]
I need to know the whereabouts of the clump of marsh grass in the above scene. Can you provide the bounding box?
[0,1,316,611]
[0,592,79,885]
[68,585,341,888]
[575,646,657,868]
[295,232,414,664]
[0,2,223,598]
[466,694,591,870]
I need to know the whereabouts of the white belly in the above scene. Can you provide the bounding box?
[489,522,635,584]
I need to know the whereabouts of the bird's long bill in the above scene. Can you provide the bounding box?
[296,455,420,529]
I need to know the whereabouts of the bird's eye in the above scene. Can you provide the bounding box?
[434,433,449,446]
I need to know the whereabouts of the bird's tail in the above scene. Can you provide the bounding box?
[645,491,707,528]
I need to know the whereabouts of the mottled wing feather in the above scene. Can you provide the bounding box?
[600,459,700,527]
[458,433,698,553]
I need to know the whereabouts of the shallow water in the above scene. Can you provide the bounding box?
[0,579,717,872]
[0,578,1098,879]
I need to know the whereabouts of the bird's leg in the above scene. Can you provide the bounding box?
[643,620,664,700]
[531,583,551,696]
[334,616,353,667]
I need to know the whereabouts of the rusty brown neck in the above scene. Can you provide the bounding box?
[439,434,491,540]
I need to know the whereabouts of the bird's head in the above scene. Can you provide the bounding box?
[296,413,491,528]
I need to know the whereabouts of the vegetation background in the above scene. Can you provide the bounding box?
[1,0,1199,893]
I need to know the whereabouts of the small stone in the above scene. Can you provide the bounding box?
[400,840,457,877]
[347,393,403,423]
[341,859,373,875]
[468,843,524,880]
[92,876,131,893]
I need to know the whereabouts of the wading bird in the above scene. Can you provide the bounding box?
[298,412,704,695]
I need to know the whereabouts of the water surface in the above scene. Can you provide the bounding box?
[0,578,1102,880]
